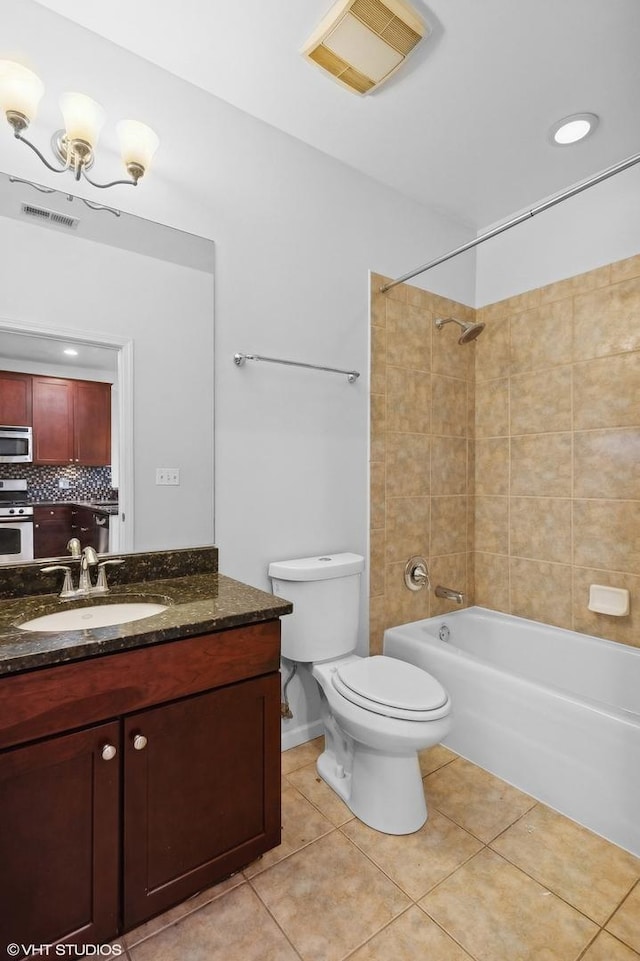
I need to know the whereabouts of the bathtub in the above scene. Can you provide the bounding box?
[383,607,640,856]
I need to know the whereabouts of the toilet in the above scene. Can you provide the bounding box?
[269,552,452,835]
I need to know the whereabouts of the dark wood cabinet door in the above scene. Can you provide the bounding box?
[32,377,74,464]
[33,505,73,558]
[0,721,120,954]
[74,380,111,465]
[123,674,281,929]
[0,371,32,425]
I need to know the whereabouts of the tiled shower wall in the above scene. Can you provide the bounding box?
[369,254,640,651]
[474,253,640,647]
[369,273,475,655]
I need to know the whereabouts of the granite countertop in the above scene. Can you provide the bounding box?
[0,566,292,677]
[33,499,119,516]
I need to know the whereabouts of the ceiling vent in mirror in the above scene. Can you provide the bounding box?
[21,202,79,230]
[302,0,428,95]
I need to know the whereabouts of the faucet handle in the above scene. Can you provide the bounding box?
[67,537,81,558]
[41,565,75,599]
[95,558,125,593]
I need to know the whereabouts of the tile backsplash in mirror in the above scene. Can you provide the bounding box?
[0,464,116,503]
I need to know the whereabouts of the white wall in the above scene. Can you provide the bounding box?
[1,1,476,748]
[476,162,640,305]
[0,216,214,553]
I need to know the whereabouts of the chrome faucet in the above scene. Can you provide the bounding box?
[42,549,124,599]
[78,546,99,594]
[435,585,465,605]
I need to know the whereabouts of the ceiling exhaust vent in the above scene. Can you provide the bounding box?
[302,0,428,95]
[21,203,79,230]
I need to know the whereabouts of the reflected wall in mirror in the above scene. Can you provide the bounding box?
[0,172,214,565]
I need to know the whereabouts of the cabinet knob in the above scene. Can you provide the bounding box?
[101,744,117,761]
[133,734,148,751]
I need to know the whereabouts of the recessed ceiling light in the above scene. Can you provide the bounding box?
[549,113,599,146]
[63,348,78,356]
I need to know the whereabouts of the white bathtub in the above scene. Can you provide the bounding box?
[383,607,640,856]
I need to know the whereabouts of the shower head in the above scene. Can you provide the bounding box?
[435,317,485,345]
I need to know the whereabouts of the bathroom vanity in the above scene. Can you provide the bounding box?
[0,548,291,952]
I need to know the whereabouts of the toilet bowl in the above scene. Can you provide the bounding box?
[312,655,451,834]
[269,552,452,835]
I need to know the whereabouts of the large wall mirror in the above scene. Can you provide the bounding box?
[0,172,214,565]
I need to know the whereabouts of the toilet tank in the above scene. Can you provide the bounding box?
[269,553,364,662]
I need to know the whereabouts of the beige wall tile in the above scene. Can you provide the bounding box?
[474,552,510,611]
[432,375,469,437]
[432,317,474,382]
[370,287,386,329]
[429,553,470,614]
[510,497,572,564]
[370,392,386,464]
[573,277,640,360]
[573,500,640,575]
[386,366,431,433]
[384,282,408,304]
[475,496,509,555]
[610,253,640,284]
[573,429,640,500]
[510,433,572,497]
[386,432,430,497]
[369,593,386,655]
[370,461,385,530]
[386,300,431,372]
[370,325,386,394]
[475,378,509,437]
[475,317,510,381]
[509,558,573,629]
[501,287,541,315]
[475,437,509,495]
[430,496,468,556]
[384,560,430,627]
[432,436,468,495]
[370,529,385,597]
[510,367,572,435]
[573,353,640,430]
[605,879,640,953]
[510,300,573,373]
[572,567,640,647]
[539,264,611,305]
[385,496,430,563]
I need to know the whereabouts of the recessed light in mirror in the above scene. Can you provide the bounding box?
[549,113,599,146]
[63,348,78,356]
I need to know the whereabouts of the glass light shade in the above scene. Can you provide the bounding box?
[117,119,160,172]
[0,60,45,121]
[60,91,105,147]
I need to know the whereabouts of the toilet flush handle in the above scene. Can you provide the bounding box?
[404,556,430,592]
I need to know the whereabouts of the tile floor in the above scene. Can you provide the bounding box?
[114,738,640,961]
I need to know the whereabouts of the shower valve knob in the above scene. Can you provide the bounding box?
[404,556,429,592]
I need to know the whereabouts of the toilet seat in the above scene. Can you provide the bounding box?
[331,655,450,721]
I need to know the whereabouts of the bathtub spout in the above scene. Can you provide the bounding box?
[435,585,464,604]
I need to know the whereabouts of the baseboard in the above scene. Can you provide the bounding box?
[281,718,324,753]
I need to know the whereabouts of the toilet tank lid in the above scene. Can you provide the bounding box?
[268,552,364,581]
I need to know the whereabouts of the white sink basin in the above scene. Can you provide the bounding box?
[19,602,168,632]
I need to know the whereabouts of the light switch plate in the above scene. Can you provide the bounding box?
[155,468,180,486]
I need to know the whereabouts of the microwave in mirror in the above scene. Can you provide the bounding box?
[0,426,33,462]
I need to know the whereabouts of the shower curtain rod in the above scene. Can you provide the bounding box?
[379,149,640,293]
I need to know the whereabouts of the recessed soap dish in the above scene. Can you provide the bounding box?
[588,584,630,617]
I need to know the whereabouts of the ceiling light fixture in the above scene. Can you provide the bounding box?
[549,112,599,146]
[63,348,79,356]
[0,60,159,189]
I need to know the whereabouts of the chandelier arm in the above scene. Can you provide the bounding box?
[80,168,138,190]
[14,131,70,175]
